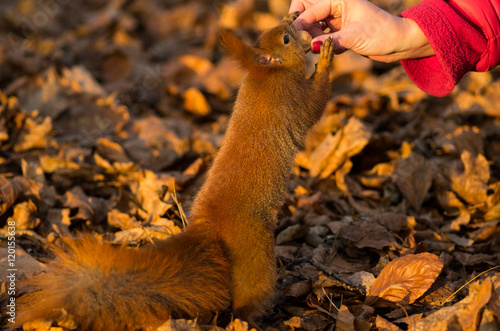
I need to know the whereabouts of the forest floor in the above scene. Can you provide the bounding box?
[0,0,499,330]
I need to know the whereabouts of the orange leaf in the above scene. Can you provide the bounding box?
[365,253,443,306]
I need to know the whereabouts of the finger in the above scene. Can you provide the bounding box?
[304,23,324,38]
[325,16,342,32]
[289,0,306,13]
[294,0,342,30]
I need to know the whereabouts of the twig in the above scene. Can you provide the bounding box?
[441,264,500,306]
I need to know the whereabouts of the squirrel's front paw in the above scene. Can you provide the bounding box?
[318,37,334,71]
[282,11,299,25]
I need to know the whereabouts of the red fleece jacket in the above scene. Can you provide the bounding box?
[400,0,500,96]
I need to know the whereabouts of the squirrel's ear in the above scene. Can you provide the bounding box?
[253,53,283,66]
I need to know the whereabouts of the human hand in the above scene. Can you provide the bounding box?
[289,0,434,62]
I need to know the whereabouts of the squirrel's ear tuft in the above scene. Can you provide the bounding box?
[219,29,255,68]
[253,53,283,66]
[219,29,241,52]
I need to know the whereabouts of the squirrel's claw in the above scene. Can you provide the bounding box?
[282,11,300,25]
[317,37,334,71]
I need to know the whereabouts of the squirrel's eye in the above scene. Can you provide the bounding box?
[283,35,290,44]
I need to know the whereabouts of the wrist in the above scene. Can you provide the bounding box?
[396,17,434,60]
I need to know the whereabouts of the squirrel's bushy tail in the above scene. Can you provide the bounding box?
[16,223,231,331]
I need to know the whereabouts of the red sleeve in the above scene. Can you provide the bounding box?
[400,0,500,97]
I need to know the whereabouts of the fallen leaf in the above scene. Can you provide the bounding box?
[365,253,443,306]
[276,224,309,245]
[336,305,355,331]
[13,114,57,152]
[393,153,433,211]
[183,87,211,116]
[46,208,71,235]
[225,319,254,331]
[157,318,198,331]
[339,222,396,250]
[458,277,492,330]
[413,277,495,331]
[375,315,403,331]
[0,245,45,280]
[310,117,371,178]
[348,271,375,292]
[451,150,489,205]
[107,209,141,230]
[62,186,108,224]
[0,176,42,217]
[6,200,38,230]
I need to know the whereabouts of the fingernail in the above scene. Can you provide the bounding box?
[312,41,323,53]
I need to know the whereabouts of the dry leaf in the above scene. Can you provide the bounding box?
[157,318,198,331]
[13,115,57,152]
[451,150,489,205]
[336,305,355,331]
[414,277,495,331]
[107,209,141,230]
[129,170,176,224]
[46,208,71,235]
[6,200,38,230]
[458,277,492,330]
[0,245,45,280]
[349,271,375,292]
[226,318,255,331]
[375,315,403,331]
[276,224,309,245]
[283,316,304,329]
[96,138,130,163]
[62,186,108,224]
[339,222,396,250]
[183,87,211,116]
[310,117,371,178]
[0,176,42,217]
[393,153,433,211]
[61,65,106,97]
[365,253,443,306]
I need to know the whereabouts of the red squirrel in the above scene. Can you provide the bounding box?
[15,12,334,330]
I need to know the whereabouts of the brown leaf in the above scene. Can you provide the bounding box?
[96,138,130,163]
[283,316,303,329]
[375,315,403,331]
[6,200,38,230]
[129,170,176,223]
[484,203,500,222]
[282,280,312,298]
[413,277,495,331]
[123,116,190,171]
[107,209,141,230]
[336,305,355,331]
[451,150,489,205]
[339,222,396,250]
[0,176,42,217]
[310,117,371,178]
[157,318,198,331]
[276,224,309,245]
[394,153,433,211]
[458,277,492,330]
[61,186,108,224]
[225,319,254,331]
[183,87,211,116]
[13,115,57,152]
[365,253,443,306]
[46,208,71,235]
[0,246,45,280]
